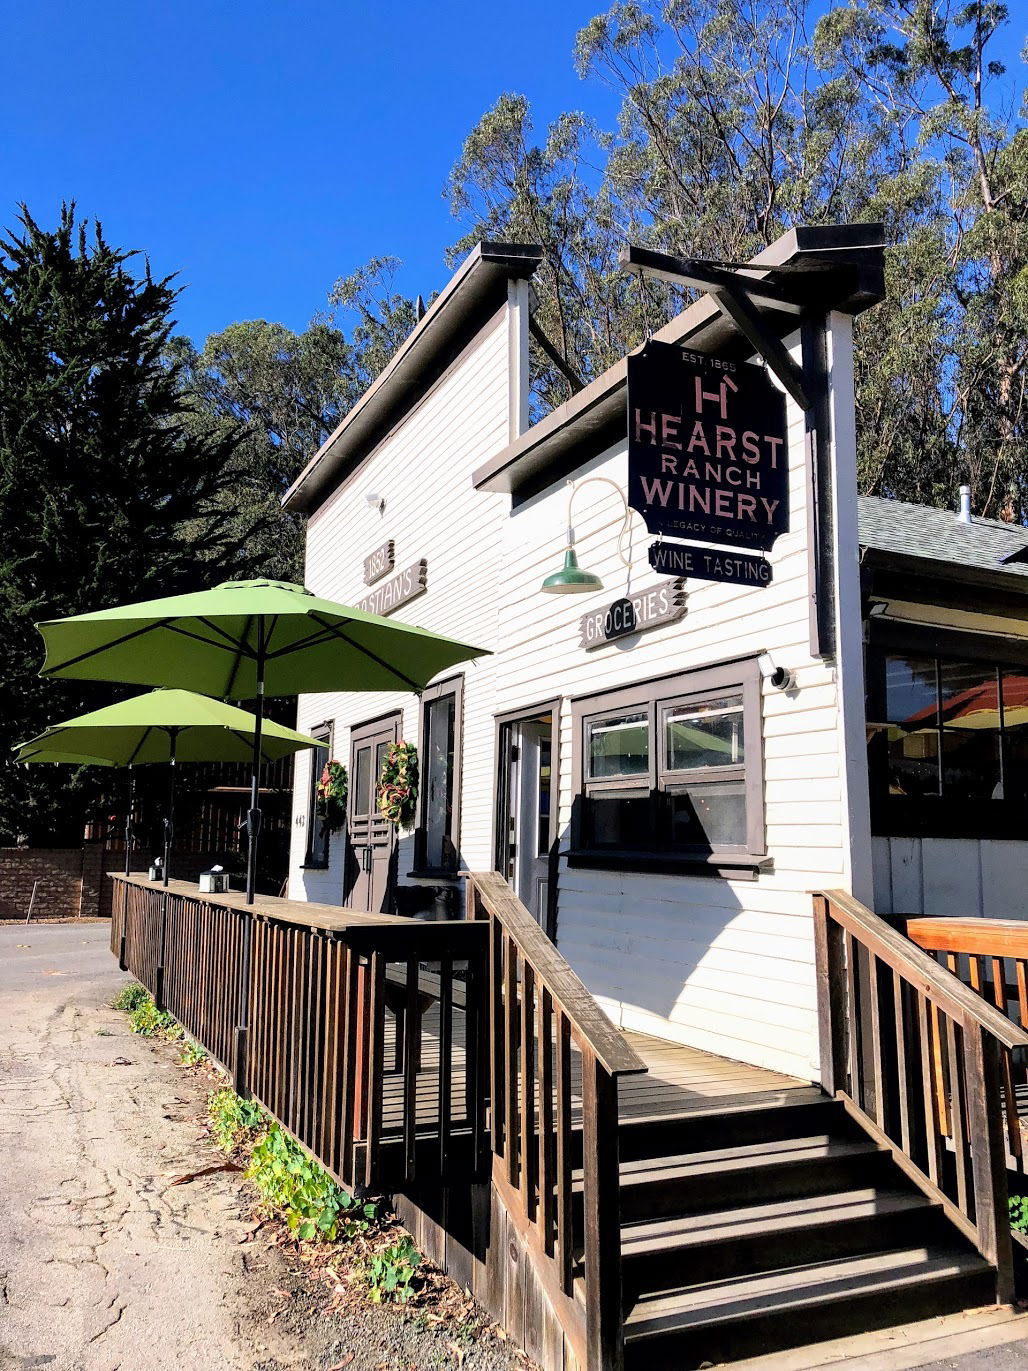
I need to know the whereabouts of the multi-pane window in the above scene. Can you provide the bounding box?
[573,661,764,865]
[304,726,331,868]
[866,646,1028,836]
[415,677,463,873]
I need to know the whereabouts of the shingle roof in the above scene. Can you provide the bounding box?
[858,495,1028,582]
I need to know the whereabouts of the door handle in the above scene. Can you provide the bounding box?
[362,844,373,873]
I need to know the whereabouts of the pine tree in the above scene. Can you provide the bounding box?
[0,204,273,843]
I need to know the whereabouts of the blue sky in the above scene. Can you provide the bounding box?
[4,0,614,343]
[5,2,1025,347]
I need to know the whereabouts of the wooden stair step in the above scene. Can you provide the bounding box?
[618,1186,940,1288]
[614,1090,841,1163]
[623,1245,993,1369]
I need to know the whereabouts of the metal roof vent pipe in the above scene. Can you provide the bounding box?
[957,485,973,523]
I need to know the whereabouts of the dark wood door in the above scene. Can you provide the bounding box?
[346,714,399,913]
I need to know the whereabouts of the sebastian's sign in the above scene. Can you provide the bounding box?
[649,541,772,587]
[628,339,788,551]
[355,559,427,617]
[363,540,395,586]
[579,581,686,650]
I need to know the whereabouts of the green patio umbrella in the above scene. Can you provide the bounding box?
[36,579,489,901]
[16,688,319,887]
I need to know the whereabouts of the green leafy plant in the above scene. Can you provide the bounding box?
[315,759,348,832]
[110,982,149,1012]
[247,1122,378,1242]
[1009,1194,1028,1233]
[376,741,418,827]
[365,1236,420,1303]
[208,1087,265,1154]
[127,997,183,1040]
[180,1040,208,1067]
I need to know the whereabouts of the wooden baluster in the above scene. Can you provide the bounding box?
[930,1001,952,1138]
[403,956,420,1181]
[970,955,983,996]
[438,952,453,1177]
[917,992,943,1185]
[504,937,520,1189]
[893,971,912,1155]
[963,1019,1016,1303]
[987,957,1022,1162]
[946,1016,970,1215]
[867,953,886,1129]
[538,987,555,1257]
[555,1010,573,1294]
[520,963,537,1220]
[364,950,386,1188]
[582,1051,624,1371]
[489,913,505,1159]
[339,944,358,1188]
[1016,960,1028,1030]
[845,931,861,1103]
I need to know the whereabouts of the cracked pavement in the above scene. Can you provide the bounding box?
[0,922,305,1371]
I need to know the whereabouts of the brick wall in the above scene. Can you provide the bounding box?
[0,844,109,920]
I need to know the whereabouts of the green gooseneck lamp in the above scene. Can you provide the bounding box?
[540,476,636,595]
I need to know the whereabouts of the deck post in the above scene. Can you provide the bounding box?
[232,908,253,1097]
[154,888,169,1011]
[582,1053,624,1371]
[813,894,847,1095]
[963,1019,1016,1304]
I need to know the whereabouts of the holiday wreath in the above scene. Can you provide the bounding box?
[315,760,348,832]
[376,741,418,828]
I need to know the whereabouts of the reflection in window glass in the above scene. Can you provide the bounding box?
[1003,667,1028,803]
[941,729,1002,800]
[939,660,999,729]
[666,696,744,771]
[885,727,940,798]
[884,655,937,725]
[354,746,371,815]
[668,783,747,848]
[306,734,331,865]
[537,736,551,859]
[587,794,651,848]
[587,712,649,779]
[423,693,456,869]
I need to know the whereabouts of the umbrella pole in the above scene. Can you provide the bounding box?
[245,632,266,905]
[164,730,177,888]
[124,766,134,878]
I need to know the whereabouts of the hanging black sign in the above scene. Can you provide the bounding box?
[628,339,789,551]
[649,541,772,587]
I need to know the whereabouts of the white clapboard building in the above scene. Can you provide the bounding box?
[283,227,1028,1084]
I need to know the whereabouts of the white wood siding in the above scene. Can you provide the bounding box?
[872,836,1028,919]
[287,308,511,904]
[491,324,862,1081]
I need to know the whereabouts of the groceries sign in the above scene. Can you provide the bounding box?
[627,340,788,552]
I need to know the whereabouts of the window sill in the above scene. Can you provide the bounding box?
[406,868,460,881]
[300,861,330,871]
[565,849,772,880]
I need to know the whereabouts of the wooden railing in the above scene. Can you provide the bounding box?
[814,890,1028,1303]
[903,916,1028,1170]
[466,871,647,1371]
[111,874,488,1192]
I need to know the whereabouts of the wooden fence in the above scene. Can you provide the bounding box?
[815,890,1028,1304]
[112,874,488,1192]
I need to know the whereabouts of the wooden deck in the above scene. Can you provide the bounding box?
[378,1001,815,1138]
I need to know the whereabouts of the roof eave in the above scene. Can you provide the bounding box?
[861,544,1028,598]
[472,223,886,499]
[283,242,544,515]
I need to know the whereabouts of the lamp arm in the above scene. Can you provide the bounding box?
[564,476,639,569]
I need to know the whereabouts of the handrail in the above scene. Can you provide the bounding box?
[822,889,1028,1060]
[468,870,646,1078]
[904,915,1028,960]
[815,888,1018,1304]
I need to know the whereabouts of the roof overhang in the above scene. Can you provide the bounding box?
[472,223,885,501]
[283,242,543,515]
[861,545,1028,602]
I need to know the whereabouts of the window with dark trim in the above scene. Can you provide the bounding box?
[303,725,332,868]
[866,643,1028,838]
[571,660,765,872]
[413,677,463,875]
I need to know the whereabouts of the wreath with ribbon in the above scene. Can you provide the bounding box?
[315,760,348,833]
[376,741,419,828]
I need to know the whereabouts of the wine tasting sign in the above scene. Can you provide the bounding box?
[627,340,788,552]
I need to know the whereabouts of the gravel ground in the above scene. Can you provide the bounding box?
[0,922,530,1371]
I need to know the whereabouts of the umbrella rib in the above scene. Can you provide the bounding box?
[196,616,256,654]
[225,616,255,698]
[306,612,423,691]
[40,619,169,675]
[126,728,152,766]
[264,625,339,659]
[227,727,274,765]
